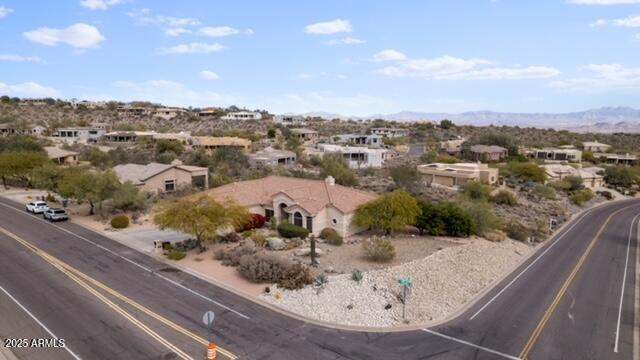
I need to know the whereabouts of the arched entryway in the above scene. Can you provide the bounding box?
[278,203,288,223]
[293,211,303,227]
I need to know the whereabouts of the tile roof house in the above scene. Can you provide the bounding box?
[44,146,79,165]
[469,145,508,162]
[208,175,378,237]
[113,161,208,194]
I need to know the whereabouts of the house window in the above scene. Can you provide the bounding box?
[265,209,274,221]
[293,212,303,227]
[164,180,176,192]
[306,216,313,232]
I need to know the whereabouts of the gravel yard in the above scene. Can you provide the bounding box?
[261,238,532,327]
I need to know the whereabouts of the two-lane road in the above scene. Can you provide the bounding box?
[0,196,638,359]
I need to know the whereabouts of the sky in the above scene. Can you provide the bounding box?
[1,0,640,116]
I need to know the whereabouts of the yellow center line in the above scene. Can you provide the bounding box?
[0,226,238,360]
[519,205,636,359]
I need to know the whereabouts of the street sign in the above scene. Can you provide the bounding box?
[202,310,215,329]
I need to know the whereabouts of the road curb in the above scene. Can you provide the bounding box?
[59,196,634,333]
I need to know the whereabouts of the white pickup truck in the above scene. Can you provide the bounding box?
[26,201,49,214]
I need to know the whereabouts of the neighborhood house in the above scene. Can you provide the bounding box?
[221,111,263,121]
[45,146,79,165]
[208,175,378,237]
[190,136,251,153]
[469,145,508,162]
[248,148,296,167]
[113,161,209,194]
[370,128,409,138]
[417,163,499,187]
[316,144,387,169]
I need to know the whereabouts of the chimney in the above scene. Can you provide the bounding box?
[325,176,335,186]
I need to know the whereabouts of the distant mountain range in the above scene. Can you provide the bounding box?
[296,107,640,133]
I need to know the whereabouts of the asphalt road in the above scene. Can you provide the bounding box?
[0,196,638,360]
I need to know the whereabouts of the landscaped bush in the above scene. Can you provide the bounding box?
[279,262,313,290]
[504,221,532,242]
[549,179,572,192]
[277,222,310,239]
[462,181,492,201]
[166,249,186,261]
[461,201,501,236]
[251,233,267,247]
[362,237,396,262]
[571,189,595,206]
[110,215,130,229]
[416,201,473,237]
[214,240,256,266]
[237,252,312,290]
[218,232,243,243]
[490,190,518,206]
[597,190,613,200]
[240,213,267,231]
[319,227,343,246]
[531,184,556,200]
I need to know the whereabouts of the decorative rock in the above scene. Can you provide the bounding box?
[267,237,286,250]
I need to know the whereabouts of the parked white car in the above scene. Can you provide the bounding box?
[26,201,49,214]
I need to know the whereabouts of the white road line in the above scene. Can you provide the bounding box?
[634,216,640,360]
[0,201,250,320]
[421,328,522,360]
[0,285,83,360]
[469,209,594,320]
[615,214,640,353]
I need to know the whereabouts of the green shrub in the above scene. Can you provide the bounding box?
[571,189,595,206]
[501,162,546,182]
[416,201,473,237]
[166,250,186,261]
[484,230,506,242]
[362,237,396,262]
[504,221,531,242]
[319,228,343,246]
[252,233,267,247]
[532,184,556,200]
[549,180,572,192]
[564,176,584,191]
[462,201,501,236]
[490,190,518,205]
[462,181,492,201]
[237,252,312,290]
[277,222,310,239]
[597,190,613,200]
[110,215,130,229]
[351,269,363,283]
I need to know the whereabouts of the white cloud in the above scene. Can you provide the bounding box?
[159,42,224,54]
[0,5,13,19]
[378,54,560,80]
[304,19,352,35]
[592,15,640,27]
[24,23,105,49]
[569,0,640,4]
[165,28,191,37]
[0,81,60,98]
[198,26,253,37]
[337,74,348,79]
[297,73,313,80]
[373,49,407,62]
[549,63,640,92]
[0,54,42,62]
[128,8,200,27]
[80,0,122,10]
[200,70,220,80]
[326,37,365,45]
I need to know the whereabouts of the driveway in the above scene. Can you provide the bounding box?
[107,228,191,253]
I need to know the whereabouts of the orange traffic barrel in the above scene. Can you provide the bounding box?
[207,342,217,360]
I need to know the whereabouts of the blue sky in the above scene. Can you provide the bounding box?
[1,0,640,115]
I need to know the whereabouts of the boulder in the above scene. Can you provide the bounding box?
[267,237,286,250]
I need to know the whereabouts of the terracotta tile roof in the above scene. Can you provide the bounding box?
[113,162,207,185]
[44,146,79,159]
[208,176,377,215]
